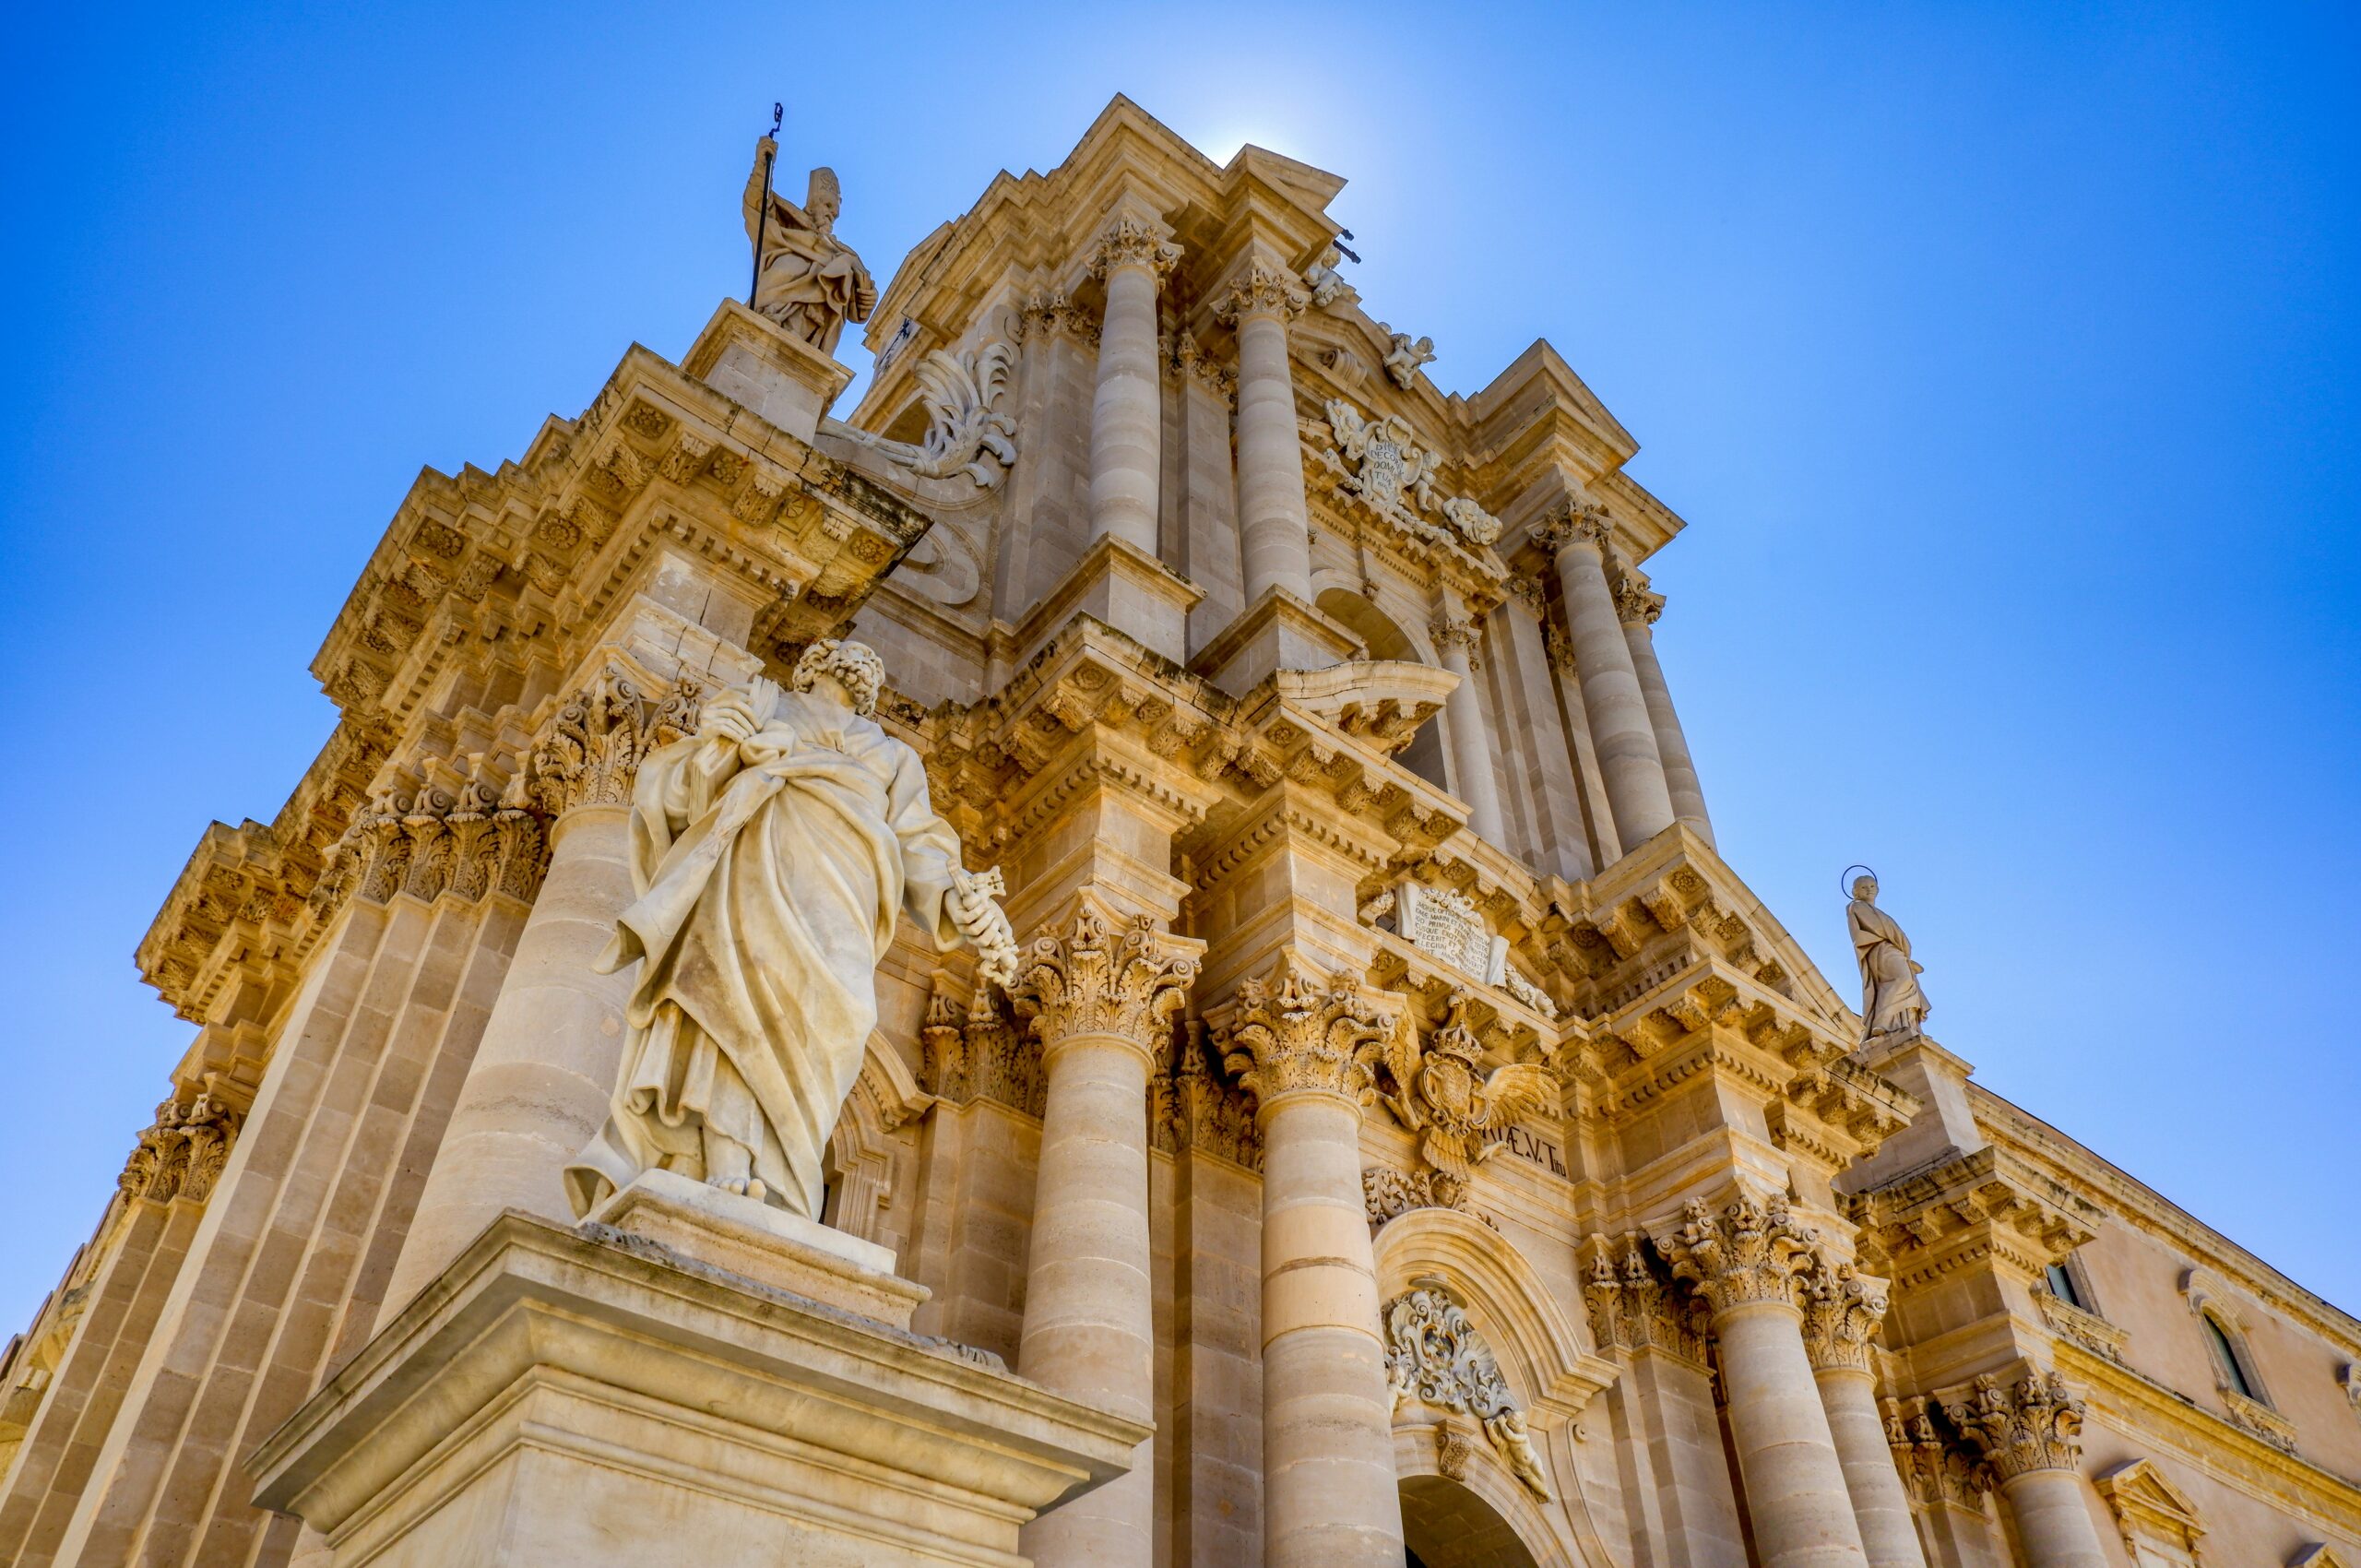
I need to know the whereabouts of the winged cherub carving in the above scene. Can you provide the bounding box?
[1376,990,1559,1208]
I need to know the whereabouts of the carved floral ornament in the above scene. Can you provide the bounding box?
[1664,1191,1821,1313]
[1312,399,1501,552]
[1011,904,1199,1056]
[839,340,1020,488]
[1797,1253,1891,1373]
[1214,957,1399,1106]
[1582,1234,1712,1365]
[530,664,705,814]
[1943,1368,2087,1480]
[118,1094,243,1206]
[309,775,547,921]
[1086,215,1182,283]
[1213,261,1309,325]
[1382,1280,1553,1500]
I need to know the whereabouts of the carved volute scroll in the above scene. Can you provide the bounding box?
[1011,904,1198,1061]
[1798,1254,1890,1373]
[1664,1192,1818,1315]
[1381,1281,1553,1500]
[1214,957,1398,1107]
[1944,1368,2086,1480]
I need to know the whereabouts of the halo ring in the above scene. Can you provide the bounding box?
[1839,863,1880,898]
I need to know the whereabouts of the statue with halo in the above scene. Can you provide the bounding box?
[1845,868,1930,1044]
[566,640,1017,1222]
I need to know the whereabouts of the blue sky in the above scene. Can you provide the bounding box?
[1,2,2354,1330]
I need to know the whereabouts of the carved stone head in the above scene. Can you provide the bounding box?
[791,638,884,716]
[805,167,841,231]
[1852,875,1879,903]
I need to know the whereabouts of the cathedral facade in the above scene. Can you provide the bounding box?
[2,96,2356,1568]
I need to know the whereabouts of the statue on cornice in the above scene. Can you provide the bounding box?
[744,137,877,354]
[564,641,1017,1222]
[1847,874,1930,1044]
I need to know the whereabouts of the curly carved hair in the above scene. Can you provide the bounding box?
[790,638,884,716]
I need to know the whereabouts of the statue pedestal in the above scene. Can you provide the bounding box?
[251,1187,1147,1567]
[683,298,855,444]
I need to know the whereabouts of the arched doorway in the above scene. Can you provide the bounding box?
[1315,588,1450,790]
[1399,1474,1543,1568]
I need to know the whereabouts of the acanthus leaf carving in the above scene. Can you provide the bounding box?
[1944,1368,2085,1480]
[1214,956,1399,1106]
[838,340,1020,489]
[1011,904,1198,1055]
[1664,1191,1818,1314]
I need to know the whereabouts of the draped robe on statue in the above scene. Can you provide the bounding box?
[1848,894,1930,1041]
[564,678,963,1221]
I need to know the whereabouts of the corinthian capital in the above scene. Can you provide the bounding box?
[1213,262,1309,326]
[1613,578,1666,626]
[1798,1255,1890,1372]
[118,1093,244,1206]
[1532,498,1613,557]
[1429,614,1484,666]
[529,664,704,814]
[1012,902,1199,1058]
[1215,956,1399,1105]
[1944,1368,2085,1479]
[1664,1192,1815,1314]
[1087,215,1183,285]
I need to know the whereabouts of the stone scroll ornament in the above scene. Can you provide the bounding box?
[564,640,1018,1223]
[1382,1283,1553,1500]
[836,339,1020,489]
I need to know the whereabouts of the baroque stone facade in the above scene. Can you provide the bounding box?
[5,94,2359,1568]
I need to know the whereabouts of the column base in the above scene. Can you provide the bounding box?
[683,298,855,445]
[1190,587,1360,695]
[1014,534,1206,668]
[250,1191,1149,1568]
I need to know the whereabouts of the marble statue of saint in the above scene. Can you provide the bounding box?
[565,640,1016,1222]
[744,137,878,354]
[1847,874,1929,1043]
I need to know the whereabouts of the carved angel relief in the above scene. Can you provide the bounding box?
[1375,991,1559,1210]
[1382,1282,1553,1499]
[1312,399,1500,552]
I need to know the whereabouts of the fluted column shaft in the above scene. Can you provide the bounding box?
[1541,507,1674,851]
[386,802,630,1305]
[1218,961,1406,1568]
[1431,611,1507,843]
[1669,1198,1870,1568]
[1619,585,1714,844]
[1087,220,1178,554]
[1224,267,1314,604]
[1014,904,1197,1568]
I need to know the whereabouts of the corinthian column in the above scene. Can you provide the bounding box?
[1666,1195,1871,1568]
[1616,578,1714,845]
[1536,501,1674,853]
[1087,217,1182,554]
[1217,263,1314,605]
[1430,607,1507,843]
[1947,1371,2108,1568]
[1799,1260,1926,1568]
[1216,958,1406,1568]
[385,665,696,1307]
[1012,902,1199,1568]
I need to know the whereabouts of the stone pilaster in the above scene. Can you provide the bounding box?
[1536,501,1673,854]
[1615,576,1714,845]
[1216,262,1314,607]
[384,663,700,1309]
[1666,1194,1872,1568]
[1086,216,1182,556]
[1799,1260,1926,1568]
[1945,1370,2108,1568]
[1215,957,1407,1568]
[1012,900,1199,1568]
[1430,608,1507,844]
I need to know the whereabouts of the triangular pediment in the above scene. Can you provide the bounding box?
[2094,1458,2204,1548]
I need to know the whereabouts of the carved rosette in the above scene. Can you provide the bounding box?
[1215,959,1399,1107]
[1382,1282,1553,1500]
[1944,1369,2086,1481]
[1086,216,1182,285]
[1581,1235,1712,1364]
[1011,906,1198,1061]
[1213,263,1310,326]
[529,665,702,815]
[1664,1193,1817,1315]
[1798,1255,1890,1373]
[117,1094,245,1206]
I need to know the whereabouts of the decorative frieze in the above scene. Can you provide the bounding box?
[117,1094,244,1206]
[1664,1192,1817,1314]
[1944,1369,2085,1480]
[1581,1234,1712,1365]
[1797,1254,1889,1372]
[1382,1282,1552,1499]
[1012,905,1196,1056]
[1215,958,1398,1105]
